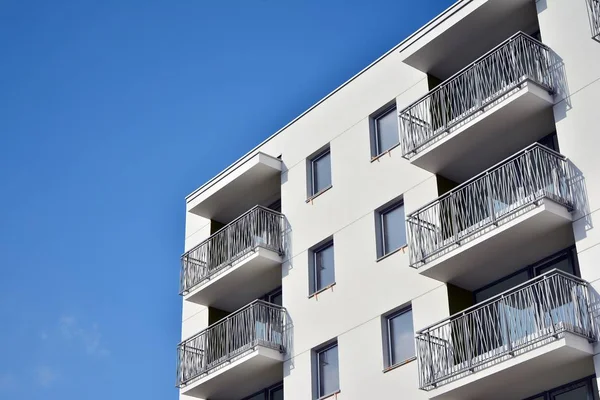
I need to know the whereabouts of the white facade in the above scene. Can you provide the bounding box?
[177,0,600,399]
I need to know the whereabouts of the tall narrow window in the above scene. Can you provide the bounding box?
[309,148,332,196]
[377,201,406,258]
[385,307,415,367]
[311,241,335,293]
[372,105,399,157]
[316,342,339,398]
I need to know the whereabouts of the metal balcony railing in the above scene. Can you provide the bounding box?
[176,300,287,387]
[180,206,284,295]
[589,0,600,42]
[399,32,554,158]
[407,144,573,268]
[416,270,596,390]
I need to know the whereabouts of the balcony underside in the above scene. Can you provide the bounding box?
[184,248,282,311]
[187,152,282,223]
[409,81,555,182]
[427,333,594,400]
[402,0,537,79]
[181,347,284,400]
[418,200,573,290]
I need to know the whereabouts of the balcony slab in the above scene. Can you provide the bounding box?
[418,199,573,290]
[400,0,537,80]
[184,247,282,311]
[187,152,282,223]
[409,81,554,182]
[428,333,594,400]
[180,346,284,400]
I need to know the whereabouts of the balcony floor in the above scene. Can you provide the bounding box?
[418,199,573,290]
[428,333,594,400]
[409,81,555,182]
[180,346,284,400]
[184,247,282,311]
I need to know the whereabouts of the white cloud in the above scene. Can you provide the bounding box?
[59,316,109,357]
[35,366,58,387]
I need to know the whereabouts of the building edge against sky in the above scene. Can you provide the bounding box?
[177,0,600,399]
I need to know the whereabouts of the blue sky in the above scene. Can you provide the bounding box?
[0,1,454,399]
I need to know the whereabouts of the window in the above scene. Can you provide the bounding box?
[309,148,332,197]
[242,382,283,400]
[315,342,339,398]
[372,105,399,157]
[310,241,335,294]
[384,307,415,367]
[376,201,407,258]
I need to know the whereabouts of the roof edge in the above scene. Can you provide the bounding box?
[185,0,469,203]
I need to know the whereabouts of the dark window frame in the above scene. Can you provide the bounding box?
[384,306,415,368]
[309,147,332,197]
[310,240,335,294]
[473,246,579,303]
[241,381,283,400]
[523,374,598,400]
[315,341,340,399]
[371,104,399,157]
[378,201,407,257]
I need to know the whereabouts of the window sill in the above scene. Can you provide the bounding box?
[376,245,408,262]
[306,185,333,203]
[308,282,336,299]
[318,390,341,400]
[383,357,416,373]
[370,143,401,162]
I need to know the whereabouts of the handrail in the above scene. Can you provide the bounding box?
[416,269,586,334]
[407,143,573,268]
[398,32,555,157]
[416,270,595,390]
[406,143,566,218]
[176,300,287,387]
[180,205,284,294]
[589,0,600,42]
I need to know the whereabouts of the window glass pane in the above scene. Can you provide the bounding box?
[318,345,339,397]
[269,386,283,400]
[376,108,399,154]
[551,383,589,400]
[388,309,415,365]
[312,151,331,194]
[474,270,529,303]
[245,392,266,400]
[315,244,335,291]
[535,254,574,276]
[270,291,282,306]
[382,204,406,254]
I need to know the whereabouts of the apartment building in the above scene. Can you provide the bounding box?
[176,0,600,399]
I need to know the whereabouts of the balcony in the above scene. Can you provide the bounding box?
[401,0,538,79]
[416,270,596,400]
[186,152,282,223]
[181,206,284,311]
[589,0,600,42]
[407,144,575,289]
[399,32,556,182]
[177,300,288,400]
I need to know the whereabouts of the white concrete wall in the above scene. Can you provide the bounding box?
[537,0,600,314]
[180,0,600,398]
[537,0,600,395]
[180,34,453,399]
[274,47,454,399]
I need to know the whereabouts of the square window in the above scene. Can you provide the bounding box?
[311,241,335,293]
[316,342,339,398]
[309,148,332,196]
[376,202,406,258]
[372,105,399,157]
[385,307,415,367]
